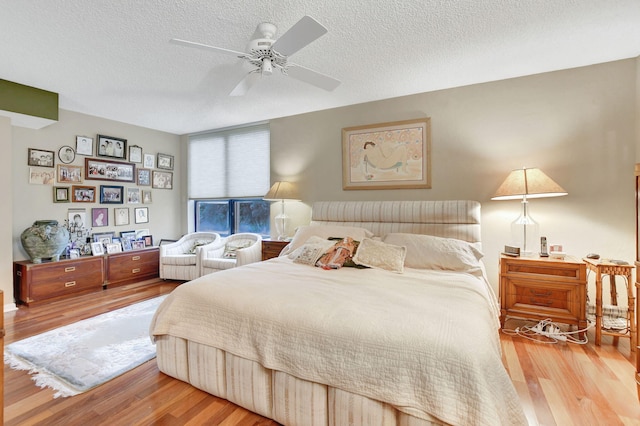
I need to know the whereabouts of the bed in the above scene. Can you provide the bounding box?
[150,200,527,425]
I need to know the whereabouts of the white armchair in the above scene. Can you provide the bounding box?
[200,233,262,276]
[159,232,220,281]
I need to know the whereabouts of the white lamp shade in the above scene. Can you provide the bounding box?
[264,181,300,201]
[491,168,567,200]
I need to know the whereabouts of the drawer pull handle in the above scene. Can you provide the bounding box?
[65,267,76,272]
[529,297,552,307]
[65,281,76,287]
[132,256,141,261]
[132,268,141,274]
[529,289,552,297]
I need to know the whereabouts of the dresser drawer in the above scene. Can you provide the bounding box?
[30,269,104,300]
[29,257,103,283]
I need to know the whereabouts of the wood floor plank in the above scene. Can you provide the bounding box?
[4,279,639,425]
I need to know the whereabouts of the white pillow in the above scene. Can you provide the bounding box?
[352,238,406,273]
[280,225,374,256]
[383,233,483,271]
[287,236,336,265]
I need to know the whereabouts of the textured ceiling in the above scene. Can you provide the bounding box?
[1,0,639,135]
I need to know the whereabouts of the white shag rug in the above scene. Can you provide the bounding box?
[4,295,167,398]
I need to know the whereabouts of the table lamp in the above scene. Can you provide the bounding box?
[492,167,567,255]
[264,181,300,241]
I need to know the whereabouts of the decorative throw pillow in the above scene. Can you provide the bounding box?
[288,236,335,262]
[185,239,212,254]
[352,238,406,273]
[382,233,483,271]
[222,239,254,259]
[316,237,357,270]
[279,225,374,257]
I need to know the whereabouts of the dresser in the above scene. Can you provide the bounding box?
[13,247,160,305]
[14,256,105,306]
[105,246,159,287]
[499,254,587,335]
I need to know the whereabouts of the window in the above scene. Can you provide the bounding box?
[195,199,270,237]
[189,123,270,236]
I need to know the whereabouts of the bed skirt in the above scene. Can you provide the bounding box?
[156,335,447,426]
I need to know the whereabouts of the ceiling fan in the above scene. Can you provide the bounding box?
[170,16,341,96]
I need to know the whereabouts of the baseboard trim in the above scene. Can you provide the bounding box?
[4,302,18,313]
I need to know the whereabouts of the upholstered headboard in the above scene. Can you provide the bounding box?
[310,200,481,245]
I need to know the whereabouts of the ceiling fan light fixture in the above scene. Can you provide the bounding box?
[261,58,273,75]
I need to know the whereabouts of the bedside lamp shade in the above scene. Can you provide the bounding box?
[492,167,567,254]
[264,181,300,241]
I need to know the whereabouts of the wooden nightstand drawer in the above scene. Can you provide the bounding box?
[262,240,289,261]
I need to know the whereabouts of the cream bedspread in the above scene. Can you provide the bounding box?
[150,257,526,425]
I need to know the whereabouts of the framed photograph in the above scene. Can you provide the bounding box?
[157,153,174,170]
[142,190,152,204]
[69,248,80,259]
[132,240,146,250]
[152,170,173,189]
[106,242,122,254]
[120,230,136,240]
[100,185,124,204]
[29,167,56,185]
[76,136,93,156]
[58,146,75,164]
[122,238,133,251]
[57,164,83,183]
[129,145,143,163]
[28,148,55,167]
[143,235,153,247]
[341,117,431,190]
[93,232,114,246]
[92,207,108,227]
[136,168,151,186]
[143,153,155,169]
[127,187,140,204]
[97,134,127,159]
[91,242,105,256]
[134,207,149,224]
[53,186,70,203]
[135,229,150,239]
[71,185,96,203]
[114,207,130,226]
[67,209,87,232]
[85,158,135,182]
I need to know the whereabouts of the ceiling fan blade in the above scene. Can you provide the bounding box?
[170,38,246,57]
[286,64,341,91]
[271,16,328,57]
[229,71,262,96]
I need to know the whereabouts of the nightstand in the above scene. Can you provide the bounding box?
[499,254,587,336]
[261,240,289,261]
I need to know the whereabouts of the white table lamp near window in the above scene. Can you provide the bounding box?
[492,167,567,255]
[264,181,300,241]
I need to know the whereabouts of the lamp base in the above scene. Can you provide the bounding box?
[510,204,539,256]
[274,212,289,241]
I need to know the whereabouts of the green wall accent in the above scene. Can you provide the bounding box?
[0,79,58,121]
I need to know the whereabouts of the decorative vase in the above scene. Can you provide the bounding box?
[20,220,70,263]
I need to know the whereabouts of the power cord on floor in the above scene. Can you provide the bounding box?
[502,318,594,344]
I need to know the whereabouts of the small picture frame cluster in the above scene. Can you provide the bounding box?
[90,230,153,255]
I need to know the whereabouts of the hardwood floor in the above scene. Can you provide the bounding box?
[3,280,639,425]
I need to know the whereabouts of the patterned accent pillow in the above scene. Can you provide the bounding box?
[185,239,212,254]
[222,239,254,258]
[352,238,406,273]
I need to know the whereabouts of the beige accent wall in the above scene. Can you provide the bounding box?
[11,110,183,296]
[270,59,638,297]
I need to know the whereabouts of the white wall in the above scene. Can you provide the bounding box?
[270,59,638,298]
[11,109,184,264]
[1,116,13,310]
